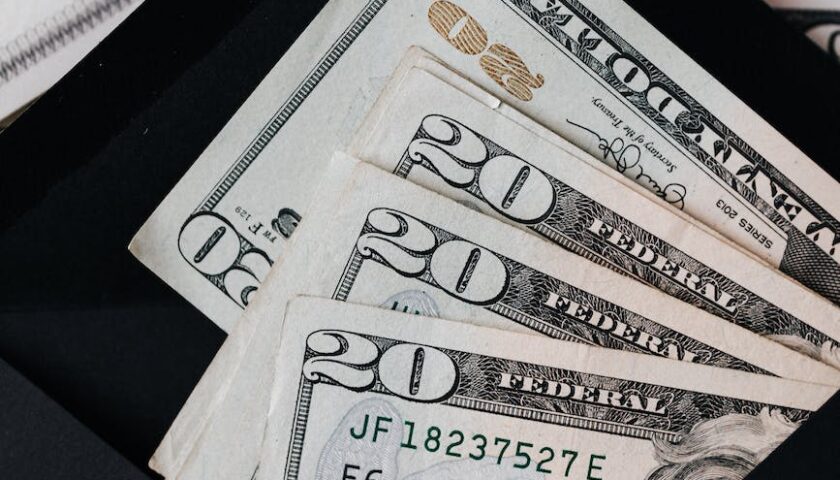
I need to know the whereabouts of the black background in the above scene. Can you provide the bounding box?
[1,0,839,478]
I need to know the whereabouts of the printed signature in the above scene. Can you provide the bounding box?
[567,121,687,210]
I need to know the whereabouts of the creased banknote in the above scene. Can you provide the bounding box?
[0,0,143,124]
[350,51,840,367]
[766,0,840,61]
[160,158,840,480]
[130,0,840,334]
[257,297,837,480]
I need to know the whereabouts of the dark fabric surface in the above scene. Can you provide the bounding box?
[0,0,838,478]
[0,356,150,479]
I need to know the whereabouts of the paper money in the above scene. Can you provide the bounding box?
[766,0,840,61]
[162,157,840,480]
[0,0,143,124]
[257,297,837,480]
[350,52,840,366]
[130,0,840,333]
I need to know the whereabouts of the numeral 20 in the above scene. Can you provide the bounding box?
[428,0,544,101]
[303,330,459,402]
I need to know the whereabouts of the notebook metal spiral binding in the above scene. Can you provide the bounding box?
[0,0,137,87]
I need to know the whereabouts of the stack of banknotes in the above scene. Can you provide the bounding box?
[129,1,840,479]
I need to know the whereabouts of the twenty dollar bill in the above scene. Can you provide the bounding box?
[161,158,840,480]
[257,297,838,480]
[350,52,840,366]
[131,0,840,332]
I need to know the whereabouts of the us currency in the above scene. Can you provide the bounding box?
[0,0,143,125]
[257,297,838,480]
[766,0,840,61]
[130,0,840,334]
[351,53,840,366]
[162,158,840,480]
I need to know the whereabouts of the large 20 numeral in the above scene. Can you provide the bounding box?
[409,115,556,224]
[357,208,509,306]
[428,1,544,101]
[178,212,271,307]
[303,330,459,402]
